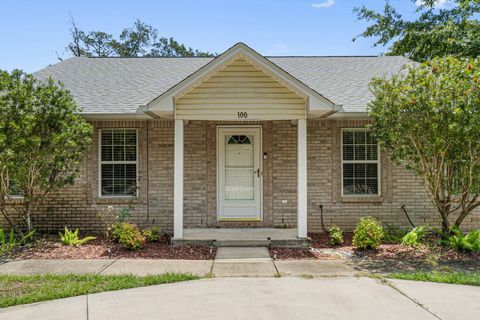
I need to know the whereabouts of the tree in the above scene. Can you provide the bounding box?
[368,57,480,233]
[354,0,480,62]
[0,70,93,232]
[65,18,215,58]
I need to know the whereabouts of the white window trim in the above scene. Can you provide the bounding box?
[340,128,381,197]
[98,128,139,198]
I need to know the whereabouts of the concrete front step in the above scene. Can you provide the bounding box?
[171,239,309,247]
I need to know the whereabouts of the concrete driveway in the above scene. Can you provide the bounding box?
[2,277,479,320]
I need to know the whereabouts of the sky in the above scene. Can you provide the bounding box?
[0,0,438,72]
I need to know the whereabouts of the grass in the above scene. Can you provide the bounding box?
[0,273,199,308]
[388,271,480,286]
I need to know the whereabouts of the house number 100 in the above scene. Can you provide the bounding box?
[237,112,248,119]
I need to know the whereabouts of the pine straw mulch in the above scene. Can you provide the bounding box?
[10,235,216,260]
[270,232,480,261]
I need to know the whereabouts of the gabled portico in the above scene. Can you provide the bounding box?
[144,43,339,240]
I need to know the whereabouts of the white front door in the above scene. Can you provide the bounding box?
[217,126,262,221]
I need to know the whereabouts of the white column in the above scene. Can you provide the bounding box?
[297,119,308,238]
[174,119,184,239]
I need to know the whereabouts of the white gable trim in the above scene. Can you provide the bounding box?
[145,43,338,119]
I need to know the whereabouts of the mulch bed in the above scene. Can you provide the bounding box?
[11,235,216,260]
[270,232,480,261]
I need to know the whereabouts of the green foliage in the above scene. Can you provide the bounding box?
[0,228,35,256]
[389,271,480,286]
[59,227,96,246]
[0,70,93,231]
[352,216,385,249]
[0,273,199,308]
[118,207,132,222]
[112,222,145,250]
[442,227,480,252]
[328,225,344,246]
[383,224,408,244]
[401,226,428,247]
[143,226,162,242]
[369,57,480,232]
[66,18,215,58]
[354,0,480,61]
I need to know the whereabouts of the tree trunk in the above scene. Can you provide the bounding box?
[0,206,24,237]
[24,200,33,232]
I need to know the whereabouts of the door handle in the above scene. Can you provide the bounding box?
[254,169,260,178]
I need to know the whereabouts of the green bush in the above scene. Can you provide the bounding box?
[328,226,344,246]
[352,216,385,249]
[112,222,145,250]
[401,226,428,247]
[442,227,480,252]
[143,227,162,242]
[59,227,96,246]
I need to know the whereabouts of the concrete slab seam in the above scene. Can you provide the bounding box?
[380,278,442,320]
[97,259,119,275]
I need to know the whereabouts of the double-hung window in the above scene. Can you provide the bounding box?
[342,129,380,196]
[99,129,137,197]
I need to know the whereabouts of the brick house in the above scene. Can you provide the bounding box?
[7,43,479,241]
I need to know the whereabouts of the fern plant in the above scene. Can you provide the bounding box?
[59,227,96,246]
[442,227,480,252]
[401,226,428,247]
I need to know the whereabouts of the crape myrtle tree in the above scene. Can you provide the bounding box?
[354,0,480,62]
[0,70,93,233]
[368,57,480,233]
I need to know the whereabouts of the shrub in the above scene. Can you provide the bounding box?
[112,222,145,250]
[328,226,344,246]
[352,216,385,249]
[59,227,96,246]
[143,227,162,242]
[442,227,480,252]
[401,226,428,247]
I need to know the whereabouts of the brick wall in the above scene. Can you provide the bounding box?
[2,119,479,233]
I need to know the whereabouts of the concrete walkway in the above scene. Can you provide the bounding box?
[2,277,480,320]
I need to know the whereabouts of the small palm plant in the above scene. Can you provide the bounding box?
[59,227,96,246]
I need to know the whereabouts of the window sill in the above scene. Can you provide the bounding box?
[96,197,139,205]
[341,196,383,203]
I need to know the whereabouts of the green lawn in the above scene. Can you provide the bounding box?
[388,271,480,286]
[0,273,199,308]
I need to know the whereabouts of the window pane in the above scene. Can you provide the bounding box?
[126,180,137,196]
[343,178,354,195]
[125,146,136,161]
[113,164,125,180]
[343,163,354,178]
[101,164,113,179]
[113,180,125,195]
[113,131,124,145]
[113,146,125,161]
[354,131,366,144]
[125,130,136,145]
[367,145,378,160]
[366,179,378,194]
[366,164,378,178]
[125,164,136,179]
[101,130,113,145]
[343,131,354,144]
[354,179,367,194]
[354,163,366,178]
[355,145,366,160]
[101,146,113,161]
[101,180,113,196]
[343,145,354,161]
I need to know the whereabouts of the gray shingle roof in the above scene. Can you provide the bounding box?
[34,55,413,114]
